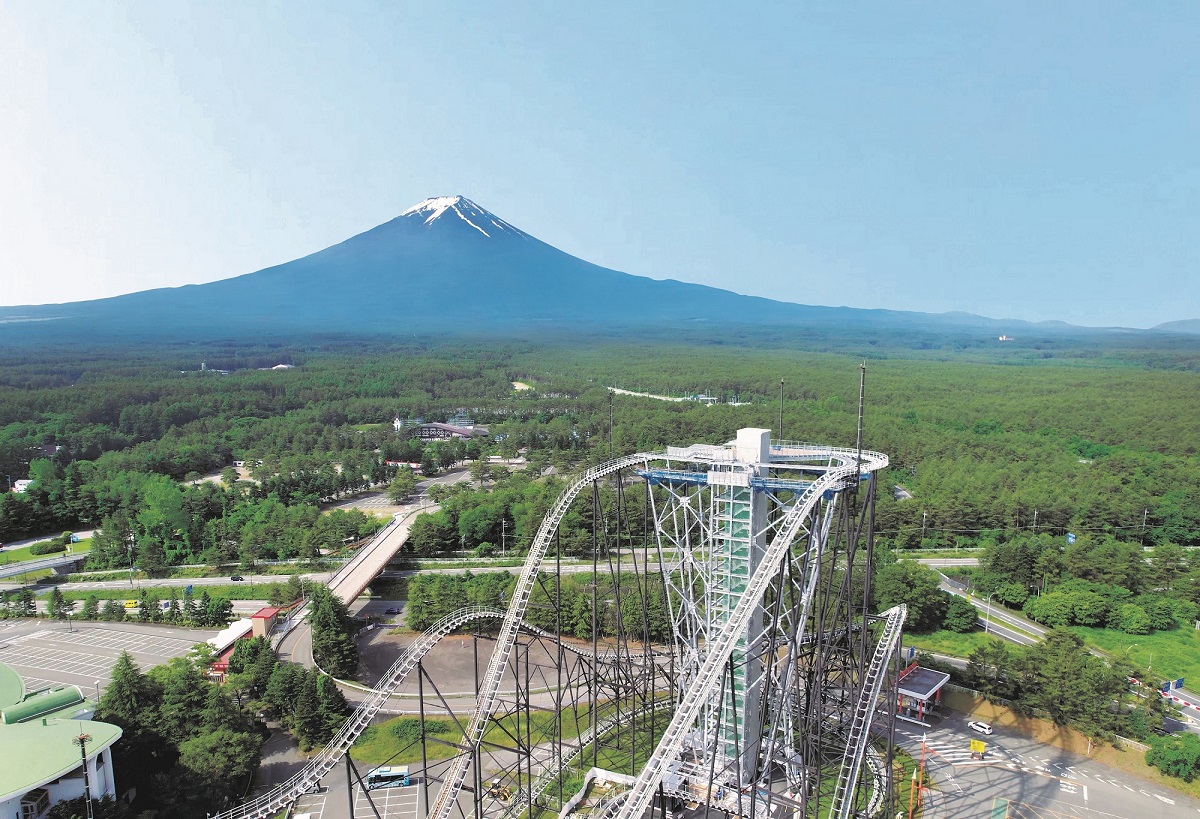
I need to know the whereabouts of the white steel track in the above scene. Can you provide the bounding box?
[209,604,598,819]
[827,604,906,819]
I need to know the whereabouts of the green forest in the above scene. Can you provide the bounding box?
[4,337,1197,558]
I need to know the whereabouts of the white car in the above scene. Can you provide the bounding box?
[968,720,993,735]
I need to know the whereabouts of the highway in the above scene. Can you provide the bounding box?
[941,576,1200,728]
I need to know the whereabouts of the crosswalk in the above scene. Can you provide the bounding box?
[897,726,1189,810]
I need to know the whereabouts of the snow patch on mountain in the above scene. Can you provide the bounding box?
[400,196,531,240]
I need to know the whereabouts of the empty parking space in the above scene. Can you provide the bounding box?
[354,783,420,819]
[0,622,216,692]
[291,790,328,819]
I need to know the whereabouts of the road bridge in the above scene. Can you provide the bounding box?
[326,505,430,603]
[0,552,88,580]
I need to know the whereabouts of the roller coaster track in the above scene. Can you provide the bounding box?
[211,605,523,819]
[605,446,888,819]
[213,445,889,819]
[428,453,656,819]
[827,603,906,819]
[501,699,676,819]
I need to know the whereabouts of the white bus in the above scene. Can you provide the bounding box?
[366,766,410,789]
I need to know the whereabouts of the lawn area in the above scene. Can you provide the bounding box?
[1069,625,1200,685]
[905,629,1005,658]
[350,716,463,766]
[1,537,92,565]
[59,583,278,602]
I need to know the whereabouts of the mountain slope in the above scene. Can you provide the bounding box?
[0,196,1115,339]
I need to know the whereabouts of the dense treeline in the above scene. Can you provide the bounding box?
[2,339,1199,558]
[96,650,265,818]
[963,630,1162,741]
[966,532,1200,633]
[405,570,673,642]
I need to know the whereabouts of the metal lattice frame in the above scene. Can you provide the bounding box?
[214,434,898,819]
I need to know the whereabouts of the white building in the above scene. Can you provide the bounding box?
[0,664,122,819]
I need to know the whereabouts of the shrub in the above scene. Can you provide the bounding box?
[30,540,68,556]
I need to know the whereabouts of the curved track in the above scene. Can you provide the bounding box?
[213,605,537,819]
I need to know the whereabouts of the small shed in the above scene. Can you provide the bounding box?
[251,606,283,639]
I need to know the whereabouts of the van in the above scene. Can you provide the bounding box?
[123,600,138,609]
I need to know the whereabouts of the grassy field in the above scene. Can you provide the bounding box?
[59,583,279,602]
[350,716,463,765]
[905,629,1005,658]
[1069,625,1200,685]
[1,537,92,565]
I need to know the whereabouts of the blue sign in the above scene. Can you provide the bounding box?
[1066,533,1077,544]
[1162,682,1172,693]
[185,584,193,594]
[1175,678,1186,690]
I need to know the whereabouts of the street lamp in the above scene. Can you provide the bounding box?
[93,679,101,704]
[127,533,136,588]
[984,594,992,635]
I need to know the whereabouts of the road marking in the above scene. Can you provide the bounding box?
[1083,785,1087,802]
[1156,794,1177,804]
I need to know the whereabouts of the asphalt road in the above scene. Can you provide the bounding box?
[897,712,1200,817]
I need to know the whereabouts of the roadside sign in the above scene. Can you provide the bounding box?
[1162,682,1172,693]
[185,584,193,594]
[1175,678,1186,690]
[969,739,986,755]
[1066,533,1076,544]
[907,647,915,660]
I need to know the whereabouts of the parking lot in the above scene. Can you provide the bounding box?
[0,620,216,693]
[290,773,421,819]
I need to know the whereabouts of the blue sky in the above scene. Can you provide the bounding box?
[2,2,1196,327]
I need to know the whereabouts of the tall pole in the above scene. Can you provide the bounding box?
[75,733,94,819]
[608,389,614,458]
[1142,508,1149,545]
[855,362,866,487]
[778,380,784,440]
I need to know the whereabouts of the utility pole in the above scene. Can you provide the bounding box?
[1033,509,1038,533]
[1141,508,1149,545]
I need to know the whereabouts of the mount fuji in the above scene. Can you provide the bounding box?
[0,196,1078,339]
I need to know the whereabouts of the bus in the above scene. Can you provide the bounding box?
[366,766,410,789]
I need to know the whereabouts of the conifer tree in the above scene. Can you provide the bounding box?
[316,674,350,739]
[98,651,152,728]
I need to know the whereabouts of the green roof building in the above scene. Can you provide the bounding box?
[0,663,122,819]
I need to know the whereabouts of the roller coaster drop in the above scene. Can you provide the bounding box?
[215,428,901,819]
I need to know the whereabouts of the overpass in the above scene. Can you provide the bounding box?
[326,506,431,603]
[0,552,88,580]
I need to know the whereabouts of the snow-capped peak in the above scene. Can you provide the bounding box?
[399,196,529,239]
